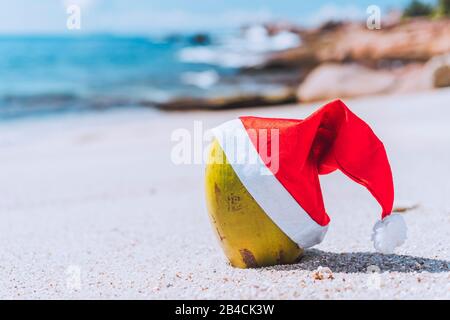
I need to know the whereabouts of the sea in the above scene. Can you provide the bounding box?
[0,26,301,120]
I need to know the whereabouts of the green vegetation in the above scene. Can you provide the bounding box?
[435,0,450,16]
[403,0,433,17]
[403,0,450,18]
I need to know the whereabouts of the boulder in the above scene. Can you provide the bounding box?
[152,88,297,111]
[389,63,430,93]
[296,63,396,102]
[434,65,450,88]
[256,19,450,70]
[429,54,450,88]
[298,53,450,102]
[393,54,450,93]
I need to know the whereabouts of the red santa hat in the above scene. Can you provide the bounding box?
[212,99,407,254]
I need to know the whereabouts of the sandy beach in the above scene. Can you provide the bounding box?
[0,90,449,299]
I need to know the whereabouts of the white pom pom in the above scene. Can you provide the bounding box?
[371,214,407,254]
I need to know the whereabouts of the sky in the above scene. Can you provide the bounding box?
[0,0,438,35]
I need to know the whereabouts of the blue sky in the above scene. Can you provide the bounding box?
[0,0,438,34]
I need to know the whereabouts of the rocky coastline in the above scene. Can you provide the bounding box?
[155,18,450,110]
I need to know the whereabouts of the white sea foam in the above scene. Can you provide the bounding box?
[178,47,265,68]
[239,25,301,52]
[180,70,219,89]
[270,31,302,51]
[178,25,301,68]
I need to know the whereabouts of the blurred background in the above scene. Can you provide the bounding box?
[0,0,449,119]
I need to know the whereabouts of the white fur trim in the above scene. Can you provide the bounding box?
[212,119,328,248]
[371,214,407,254]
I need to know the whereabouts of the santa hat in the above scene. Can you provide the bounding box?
[211,99,407,254]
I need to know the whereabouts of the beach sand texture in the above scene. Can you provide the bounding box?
[0,90,449,299]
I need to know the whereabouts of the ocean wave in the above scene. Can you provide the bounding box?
[180,70,219,89]
[178,25,301,68]
[0,92,135,119]
[178,47,265,68]
[238,25,302,52]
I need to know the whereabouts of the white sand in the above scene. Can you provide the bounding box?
[0,90,449,299]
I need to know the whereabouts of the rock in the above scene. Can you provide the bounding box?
[434,65,450,87]
[188,33,211,46]
[389,63,431,93]
[296,63,397,102]
[298,53,450,102]
[152,88,297,111]
[256,18,450,70]
[393,54,450,93]
[429,54,450,88]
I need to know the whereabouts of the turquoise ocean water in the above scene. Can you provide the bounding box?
[0,28,301,120]
[0,34,235,119]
